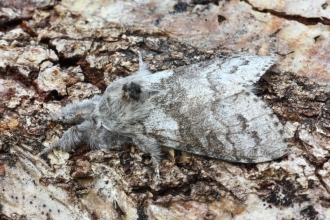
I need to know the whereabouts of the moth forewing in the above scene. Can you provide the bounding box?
[130,55,287,163]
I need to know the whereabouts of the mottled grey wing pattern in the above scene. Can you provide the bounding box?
[141,56,287,163]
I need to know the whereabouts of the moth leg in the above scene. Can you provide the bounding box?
[40,123,86,155]
[54,95,102,124]
[39,142,57,156]
[88,127,128,150]
[88,128,111,150]
[133,134,162,176]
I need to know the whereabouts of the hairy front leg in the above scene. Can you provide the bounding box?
[40,121,89,155]
[133,134,162,177]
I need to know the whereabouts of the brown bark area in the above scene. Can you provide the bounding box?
[1,0,330,219]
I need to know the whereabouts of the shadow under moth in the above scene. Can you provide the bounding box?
[41,52,287,173]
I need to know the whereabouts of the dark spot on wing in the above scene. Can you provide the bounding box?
[242,60,250,65]
[229,65,239,74]
[225,132,234,145]
[251,131,262,145]
[237,114,248,130]
[149,91,160,96]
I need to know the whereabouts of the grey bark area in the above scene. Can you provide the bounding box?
[1,1,330,220]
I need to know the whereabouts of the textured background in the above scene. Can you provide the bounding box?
[1,0,330,219]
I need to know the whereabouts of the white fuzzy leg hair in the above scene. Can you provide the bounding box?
[56,95,102,123]
[40,121,90,155]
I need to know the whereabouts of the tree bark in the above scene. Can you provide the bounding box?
[1,0,330,219]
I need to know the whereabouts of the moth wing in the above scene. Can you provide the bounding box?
[208,55,275,85]
[141,56,286,163]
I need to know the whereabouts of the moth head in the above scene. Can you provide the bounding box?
[122,82,142,101]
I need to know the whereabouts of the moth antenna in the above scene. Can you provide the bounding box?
[138,51,149,72]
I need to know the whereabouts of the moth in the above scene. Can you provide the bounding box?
[41,52,287,171]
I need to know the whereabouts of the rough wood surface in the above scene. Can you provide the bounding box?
[1,0,330,219]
